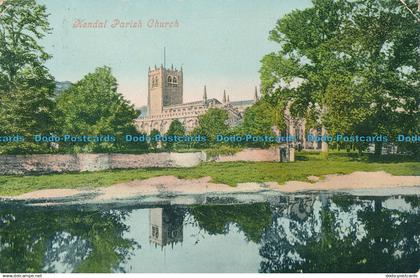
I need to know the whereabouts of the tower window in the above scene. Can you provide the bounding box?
[152,76,159,87]
[166,75,178,86]
[152,225,159,238]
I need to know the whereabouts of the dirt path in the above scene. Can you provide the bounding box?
[2,171,420,202]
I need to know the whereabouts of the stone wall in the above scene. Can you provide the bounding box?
[213,147,280,162]
[0,154,81,175]
[0,152,206,175]
[0,148,280,175]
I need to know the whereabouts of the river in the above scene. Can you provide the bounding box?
[0,193,419,273]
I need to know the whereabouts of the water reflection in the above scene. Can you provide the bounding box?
[0,194,419,273]
[149,207,185,248]
[0,207,139,273]
[259,195,420,273]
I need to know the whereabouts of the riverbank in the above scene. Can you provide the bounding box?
[1,171,420,207]
[0,152,419,199]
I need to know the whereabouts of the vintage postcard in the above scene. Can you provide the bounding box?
[0,0,419,275]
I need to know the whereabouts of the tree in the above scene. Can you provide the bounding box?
[240,100,279,148]
[323,73,374,152]
[0,0,56,154]
[0,0,52,90]
[149,129,161,150]
[56,67,139,153]
[260,0,420,156]
[260,0,352,154]
[341,0,420,156]
[165,119,185,150]
[193,108,229,147]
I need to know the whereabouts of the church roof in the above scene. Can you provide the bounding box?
[137,98,255,119]
[164,98,221,109]
[229,99,255,107]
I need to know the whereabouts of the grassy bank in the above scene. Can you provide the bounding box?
[0,152,419,196]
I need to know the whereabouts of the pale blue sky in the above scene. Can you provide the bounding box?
[39,0,312,106]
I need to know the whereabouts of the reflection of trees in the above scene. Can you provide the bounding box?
[259,195,420,273]
[0,206,138,273]
[352,196,420,272]
[1,195,418,273]
[189,203,272,243]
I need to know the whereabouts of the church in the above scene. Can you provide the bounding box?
[135,65,259,134]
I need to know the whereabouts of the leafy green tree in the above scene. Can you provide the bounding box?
[56,67,139,153]
[165,119,185,150]
[0,0,52,90]
[123,131,149,154]
[323,74,374,152]
[260,0,352,154]
[149,128,161,150]
[341,0,420,156]
[240,100,279,148]
[0,84,56,154]
[193,108,229,147]
[260,0,420,156]
[0,0,56,154]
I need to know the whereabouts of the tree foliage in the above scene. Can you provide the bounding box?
[149,128,160,149]
[0,0,52,90]
[56,67,139,153]
[260,0,420,154]
[0,0,56,154]
[193,108,229,147]
[165,119,186,150]
[239,100,281,147]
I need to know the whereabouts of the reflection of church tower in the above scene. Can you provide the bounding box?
[148,65,183,116]
[149,207,184,248]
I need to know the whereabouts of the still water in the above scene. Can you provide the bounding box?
[0,193,419,273]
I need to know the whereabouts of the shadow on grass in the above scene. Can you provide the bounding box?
[297,151,420,164]
[365,154,420,163]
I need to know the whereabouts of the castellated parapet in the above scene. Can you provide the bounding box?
[148,65,183,116]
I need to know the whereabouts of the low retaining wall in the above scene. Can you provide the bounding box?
[0,148,280,175]
[213,147,280,162]
[0,152,206,175]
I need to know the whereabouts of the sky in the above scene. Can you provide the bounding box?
[39,0,312,107]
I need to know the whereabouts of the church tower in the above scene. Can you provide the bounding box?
[148,65,183,116]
